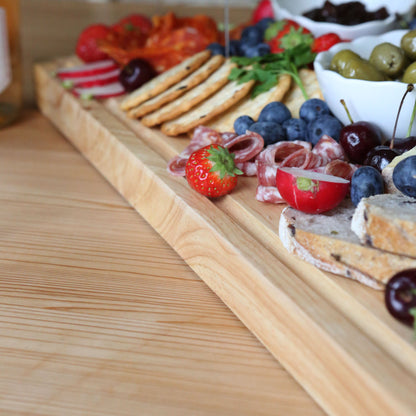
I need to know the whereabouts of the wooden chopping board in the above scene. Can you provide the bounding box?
[34,57,416,416]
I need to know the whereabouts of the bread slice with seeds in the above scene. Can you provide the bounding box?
[279,200,416,290]
[351,193,416,258]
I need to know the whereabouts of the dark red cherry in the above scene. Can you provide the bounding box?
[385,269,416,326]
[363,145,401,172]
[339,121,383,164]
[119,58,156,92]
[385,136,416,154]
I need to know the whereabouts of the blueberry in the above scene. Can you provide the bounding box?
[408,18,416,30]
[308,114,343,145]
[229,39,243,56]
[300,98,331,124]
[240,25,264,46]
[206,42,225,56]
[282,118,308,141]
[242,42,271,58]
[350,166,384,206]
[258,101,292,125]
[234,115,254,135]
[248,121,285,146]
[255,17,275,35]
[393,155,416,197]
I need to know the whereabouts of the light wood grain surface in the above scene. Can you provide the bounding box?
[0,110,326,415]
[1,1,327,414]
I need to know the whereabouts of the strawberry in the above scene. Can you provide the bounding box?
[112,14,152,36]
[252,0,274,24]
[76,24,113,63]
[185,145,242,198]
[265,20,312,53]
[311,33,343,53]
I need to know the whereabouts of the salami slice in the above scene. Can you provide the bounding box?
[256,185,285,203]
[325,159,357,180]
[223,131,264,163]
[312,135,346,164]
[167,126,222,176]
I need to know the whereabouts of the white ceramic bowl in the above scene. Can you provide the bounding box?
[271,0,415,39]
[314,30,416,139]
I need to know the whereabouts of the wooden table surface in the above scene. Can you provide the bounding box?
[0,1,326,414]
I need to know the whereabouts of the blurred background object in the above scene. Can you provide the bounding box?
[0,0,23,128]
[21,0,253,105]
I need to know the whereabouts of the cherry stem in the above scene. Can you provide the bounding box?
[340,99,354,124]
[391,83,414,150]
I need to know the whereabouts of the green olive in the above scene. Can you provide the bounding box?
[369,42,407,78]
[401,30,416,60]
[402,62,416,83]
[339,58,386,81]
[330,49,363,73]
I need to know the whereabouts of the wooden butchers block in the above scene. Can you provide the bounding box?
[34,58,416,416]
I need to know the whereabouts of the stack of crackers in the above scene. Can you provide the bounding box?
[120,50,323,137]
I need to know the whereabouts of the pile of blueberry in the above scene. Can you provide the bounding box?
[234,98,343,146]
[207,17,275,58]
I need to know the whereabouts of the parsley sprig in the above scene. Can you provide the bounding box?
[228,43,316,99]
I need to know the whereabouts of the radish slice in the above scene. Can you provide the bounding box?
[63,69,121,88]
[73,82,125,99]
[57,60,118,79]
[276,167,350,214]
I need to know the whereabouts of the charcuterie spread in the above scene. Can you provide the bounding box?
[50,0,416,333]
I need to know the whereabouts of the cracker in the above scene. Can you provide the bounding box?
[207,73,292,132]
[127,54,224,119]
[140,59,236,127]
[160,79,255,136]
[283,68,323,118]
[120,50,211,111]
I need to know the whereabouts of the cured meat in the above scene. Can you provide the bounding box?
[167,126,222,176]
[312,134,346,164]
[167,127,264,177]
[325,159,357,180]
[256,185,284,204]
[223,131,264,176]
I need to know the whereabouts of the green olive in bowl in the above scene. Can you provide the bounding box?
[401,30,416,60]
[369,42,408,78]
[402,62,416,84]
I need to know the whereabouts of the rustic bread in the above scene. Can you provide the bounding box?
[351,193,416,258]
[279,200,416,290]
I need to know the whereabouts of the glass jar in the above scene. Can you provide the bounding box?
[0,0,22,128]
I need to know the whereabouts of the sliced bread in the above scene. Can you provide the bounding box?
[351,193,416,258]
[279,200,416,290]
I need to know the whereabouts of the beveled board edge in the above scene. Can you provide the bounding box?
[34,58,416,416]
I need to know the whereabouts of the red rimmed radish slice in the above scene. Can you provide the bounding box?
[63,69,121,89]
[73,82,125,99]
[276,167,350,214]
[56,59,118,80]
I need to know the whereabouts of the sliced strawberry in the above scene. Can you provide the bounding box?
[57,60,118,80]
[73,82,125,99]
[276,167,350,214]
[62,69,121,88]
[252,0,274,24]
[311,33,343,53]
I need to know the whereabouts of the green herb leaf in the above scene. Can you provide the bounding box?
[229,42,316,99]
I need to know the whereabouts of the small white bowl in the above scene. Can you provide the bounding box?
[314,30,416,140]
[271,0,415,39]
